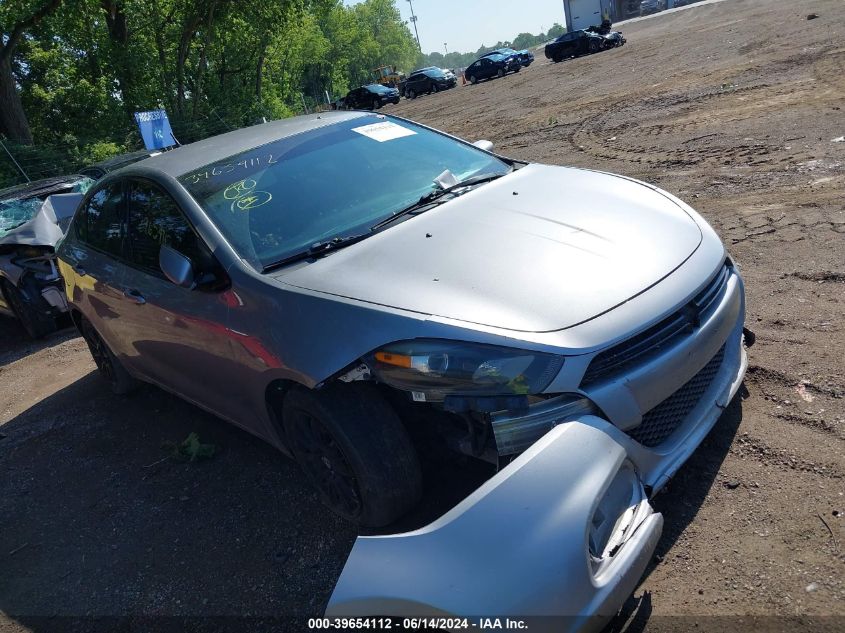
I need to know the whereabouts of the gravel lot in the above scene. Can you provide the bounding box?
[1,0,843,630]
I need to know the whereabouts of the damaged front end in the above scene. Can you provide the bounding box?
[0,193,83,333]
[0,246,68,312]
[326,262,747,628]
[327,419,662,632]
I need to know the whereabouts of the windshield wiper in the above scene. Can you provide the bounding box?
[261,233,371,272]
[370,172,508,231]
[262,172,509,272]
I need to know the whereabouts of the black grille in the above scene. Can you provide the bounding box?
[581,264,730,386]
[627,344,726,447]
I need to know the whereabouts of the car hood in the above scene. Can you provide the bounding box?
[0,193,82,247]
[277,165,703,333]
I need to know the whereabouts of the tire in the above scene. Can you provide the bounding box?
[589,39,600,54]
[514,65,521,72]
[553,54,562,63]
[497,68,505,78]
[371,99,380,110]
[1,278,56,339]
[79,316,139,395]
[407,89,416,99]
[431,84,438,93]
[283,383,422,527]
[469,75,478,84]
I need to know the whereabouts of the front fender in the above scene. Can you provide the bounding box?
[326,417,662,632]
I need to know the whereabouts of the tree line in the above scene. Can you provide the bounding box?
[1,0,419,147]
[1,1,563,187]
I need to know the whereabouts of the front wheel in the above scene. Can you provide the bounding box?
[431,84,438,93]
[371,99,380,110]
[79,317,138,395]
[497,68,505,78]
[589,39,600,54]
[469,75,478,84]
[407,89,416,99]
[283,383,422,527]
[514,65,521,72]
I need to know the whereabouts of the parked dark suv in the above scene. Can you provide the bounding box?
[463,53,518,84]
[343,84,400,110]
[544,30,606,62]
[403,68,456,99]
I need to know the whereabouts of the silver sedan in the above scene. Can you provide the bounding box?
[57,111,747,629]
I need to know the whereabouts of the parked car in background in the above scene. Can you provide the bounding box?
[342,84,400,110]
[57,110,747,624]
[483,47,534,67]
[544,29,607,62]
[586,23,627,49]
[403,67,457,99]
[80,150,159,180]
[0,175,92,337]
[602,29,627,48]
[464,53,519,84]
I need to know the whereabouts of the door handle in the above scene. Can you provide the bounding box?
[122,288,146,305]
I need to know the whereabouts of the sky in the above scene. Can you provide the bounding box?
[344,0,569,55]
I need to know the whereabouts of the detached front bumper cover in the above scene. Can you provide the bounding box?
[326,418,662,633]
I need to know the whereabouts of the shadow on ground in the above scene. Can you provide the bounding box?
[0,373,356,625]
[0,369,491,629]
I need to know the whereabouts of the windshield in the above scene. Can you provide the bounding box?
[425,69,446,78]
[0,198,43,238]
[178,115,510,269]
[366,84,391,93]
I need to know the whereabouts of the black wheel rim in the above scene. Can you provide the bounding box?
[289,409,362,519]
[83,325,117,387]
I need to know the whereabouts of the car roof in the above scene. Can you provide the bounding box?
[127,111,370,177]
[86,149,154,171]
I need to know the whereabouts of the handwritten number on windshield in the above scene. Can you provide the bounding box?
[185,153,280,184]
[224,179,272,212]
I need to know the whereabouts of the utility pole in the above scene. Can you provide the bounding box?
[407,0,421,51]
[444,42,448,55]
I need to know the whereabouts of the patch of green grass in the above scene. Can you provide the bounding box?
[163,432,217,462]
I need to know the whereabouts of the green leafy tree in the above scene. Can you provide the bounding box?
[1,0,65,143]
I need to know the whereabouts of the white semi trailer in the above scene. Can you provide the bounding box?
[563,0,612,32]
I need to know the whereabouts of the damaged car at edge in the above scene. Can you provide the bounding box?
[0,175,92,338]
[56,112,748,630]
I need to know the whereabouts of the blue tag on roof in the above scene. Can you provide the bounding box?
[134,110,176,150]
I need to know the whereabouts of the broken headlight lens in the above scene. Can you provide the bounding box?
[369,339,564,402]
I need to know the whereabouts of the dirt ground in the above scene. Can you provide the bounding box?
[1,0,843,630]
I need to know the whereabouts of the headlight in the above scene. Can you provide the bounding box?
[369,339,564,402]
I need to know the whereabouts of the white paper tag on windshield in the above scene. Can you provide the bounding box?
[352,121,416,142]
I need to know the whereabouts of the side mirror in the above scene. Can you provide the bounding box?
[159,244,196,289]
[473,139,494,152]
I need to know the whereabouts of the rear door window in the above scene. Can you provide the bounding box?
[126,180,206,278]
[80,181,126,257]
